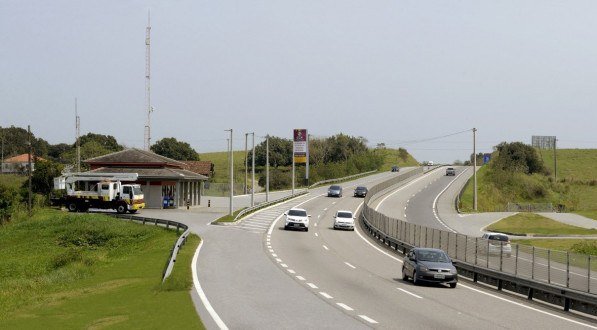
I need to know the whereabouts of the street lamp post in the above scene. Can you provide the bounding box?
[251,132,255,207]
[473,127,477,211]
[226,129,234,216]
[266,134,270,202]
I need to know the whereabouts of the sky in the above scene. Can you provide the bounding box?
[1,0,596,164]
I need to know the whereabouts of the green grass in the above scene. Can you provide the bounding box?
[200,150,248,184]
[0,174,26,189]
[574,210,597,221]
[512,239,596,253]
[0,209,204,329]
[540,149,597,182]
[375,148,419,171]
[215,207,247,222]
[487,213,597,236]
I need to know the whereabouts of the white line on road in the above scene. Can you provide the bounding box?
[375,170,438,211]
[281,263,288,268]
[275,258,282,263]
[397,288,423,299]
[324,208,328,211]
[344,262,356,269]
[317,215,321,219]
[332,202,337,205]
[314,223,318,227]
[272,253,277,257]
[296,276,305,281]
[307,283,318,289]
[192,240,229,330]
[287,269,296,274]
[315,233,319,237]
[430,168,469,233]
[319,292,333,299]
[359,315,378,324]
[323,245,329,251]
[337,303,354,311]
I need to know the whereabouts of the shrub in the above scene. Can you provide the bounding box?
[571,240,597,255]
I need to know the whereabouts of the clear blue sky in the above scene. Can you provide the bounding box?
[1,0,596,163]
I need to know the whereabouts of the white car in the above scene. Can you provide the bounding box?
[284,208,311,231]
[481,233,512,257]
[333,210,355,231]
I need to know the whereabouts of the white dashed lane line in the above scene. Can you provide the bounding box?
[296,276,305,281]
[315,233,319,237]
[323,245,329,251]
[337,303,354,311]
[344,262,356,269]
[307,283,318,289]
[397,288,423,299]
[281,263,288,268]
[359,315,378,324]
[275,258,282,263]
[319,292,333,299]
[287,269,296,274]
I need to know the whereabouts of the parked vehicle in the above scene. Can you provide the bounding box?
[446,167,456,176]
[333,210,355,230]
[480,233,512,257]
[391,165,400,172]
[327,185,343,197]
[402,248,458,288]
[284,208,311,231]
[51,173,145,214]
[354,186,368,197]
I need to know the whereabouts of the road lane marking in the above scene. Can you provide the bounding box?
[272,253,277,257]
[430,168,469,233]
[460,283,597,329]
[332,202,337,205]
[317,215,321,219]
[281,263,288,268]
[319,292,333,299]
[287,269,296,274]
[337,303,354,311]
[315,233,319,237]
[323,245,329,251]
[375,170,439,211]
[307,283,318,289]
[192,239,229,330]
[275,258,282,263]
[314,223,318,227]
[267,194,322,235]
[296,276,305,281]
[359,315,378,324]
[397,288,423,299]
[324,208,328,211]
[344,262,356,269]
[355,225,403,264]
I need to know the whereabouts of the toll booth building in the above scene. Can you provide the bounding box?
[84,149,207,209]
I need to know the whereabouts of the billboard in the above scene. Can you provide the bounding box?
[293,129,308,163]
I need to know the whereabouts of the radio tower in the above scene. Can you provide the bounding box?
[144,10,152,151]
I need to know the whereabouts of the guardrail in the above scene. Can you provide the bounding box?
[308,170,378,189]
[232,190,309,222]
[360,171,597,316]
[111,214,190,282]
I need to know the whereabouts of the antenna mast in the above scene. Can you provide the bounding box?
[144,10,152,151]
[75,98,80,173]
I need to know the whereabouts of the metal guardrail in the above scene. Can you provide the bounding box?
[111,214,190,282]
[360,171,597,316]
[308,170,378,189]
[232,190,309,222]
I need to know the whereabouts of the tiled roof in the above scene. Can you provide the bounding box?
[4,154,45,163]
[88,167,207,180]
[183,161,213,177]
[84,148,186,168]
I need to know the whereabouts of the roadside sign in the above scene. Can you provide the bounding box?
[483,153,491,164]
[293,129,308,163]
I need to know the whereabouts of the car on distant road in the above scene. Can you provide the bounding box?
[327,185,343,197]
[354,186,368,197]
[446,167,456,176]
[402,248,458,288]
[481,233,512,257]
[284,208,311,231]
[391,165,400,172]
[333,210,355,231]
[427,161,434,166]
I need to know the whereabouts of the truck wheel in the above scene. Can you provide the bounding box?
[67,202,78,212]
[116,203,127,214]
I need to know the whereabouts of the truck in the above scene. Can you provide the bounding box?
[52,173,145,214]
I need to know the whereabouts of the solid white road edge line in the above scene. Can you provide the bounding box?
[192,239,229,330]
[374,170,439,211]
[430,168,470,233]
[344,262,356,269]
[397,288,423,299]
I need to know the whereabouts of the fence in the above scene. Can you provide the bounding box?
[360,170,597,315]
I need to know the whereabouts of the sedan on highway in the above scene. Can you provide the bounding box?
[481,233,512,257]
[446,167,456,176]
[333,210,355,230]
[402,248,458,288]
[354,186,368,197]
[327,185,343,197]
[284,208,311,231]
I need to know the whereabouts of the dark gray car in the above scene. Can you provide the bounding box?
[402,248,458,288]
[327,185,342,197]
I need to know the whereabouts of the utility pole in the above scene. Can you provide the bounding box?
[28,125,32,216]
[1,131,4,174]
[244,133,248,194]
[292,150,295,195]
[226,129,234,216]
[266,134,269,202]
[473,127,477,211]
[75,98,80,173]
[554,138,557,182]
[251,132,255,207]
[143,10,152,151]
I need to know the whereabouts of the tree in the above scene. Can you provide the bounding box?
[28,159,64,195]
[252,137,292,167]
[151,137,200,161]
[0,126,50,158]
[78,133,123,152]
[490,142,545,174]
[398,148,409,163]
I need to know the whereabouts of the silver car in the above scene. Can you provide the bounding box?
[333,210,355,230]
[402,248,458,288]
[327,185,343,197]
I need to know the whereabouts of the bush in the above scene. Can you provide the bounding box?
[571,240,597,255]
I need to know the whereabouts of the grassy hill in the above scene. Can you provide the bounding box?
[200,150,248,184]
[459,149,597,217]
[375,148,419,170]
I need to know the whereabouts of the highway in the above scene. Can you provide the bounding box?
[145,168,596,329]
